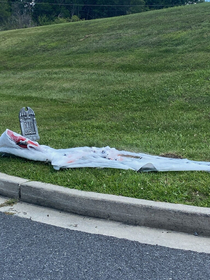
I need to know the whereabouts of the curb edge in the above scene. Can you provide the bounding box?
[0,172,210,236]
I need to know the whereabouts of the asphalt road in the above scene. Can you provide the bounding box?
[1,212,210,280]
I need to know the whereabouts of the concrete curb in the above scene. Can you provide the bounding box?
[0,172,210,236]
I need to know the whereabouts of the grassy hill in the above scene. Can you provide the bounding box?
[1,3,210,206]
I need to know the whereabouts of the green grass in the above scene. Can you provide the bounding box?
[1,3,210,207]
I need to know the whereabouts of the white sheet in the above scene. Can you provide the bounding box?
[1,129,210,172]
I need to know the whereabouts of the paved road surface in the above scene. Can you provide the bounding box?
[1,209,210,280]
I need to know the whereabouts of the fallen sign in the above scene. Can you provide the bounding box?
[19,107,40,141]
[1,129,210,172]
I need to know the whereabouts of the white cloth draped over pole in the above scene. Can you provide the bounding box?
[1,129,210,172]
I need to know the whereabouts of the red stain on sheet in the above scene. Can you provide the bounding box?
[7,129,39,148]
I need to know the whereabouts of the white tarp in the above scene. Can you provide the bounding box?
[1,129,210,172]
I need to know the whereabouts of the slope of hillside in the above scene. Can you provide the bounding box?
[1,3,210,72]
[1,3,210,206]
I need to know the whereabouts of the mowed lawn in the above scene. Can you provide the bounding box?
[1,3,210,206]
